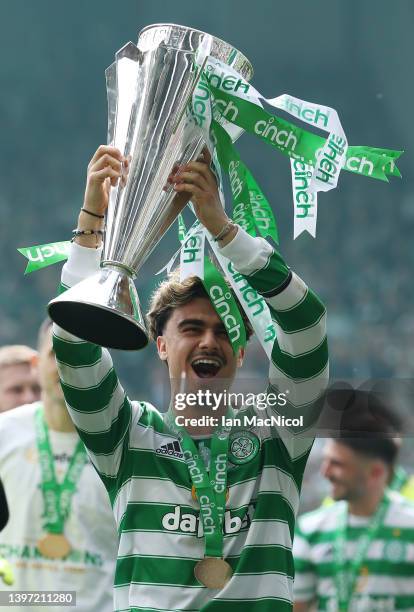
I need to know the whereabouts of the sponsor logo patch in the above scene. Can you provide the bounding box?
[155,441,183,459]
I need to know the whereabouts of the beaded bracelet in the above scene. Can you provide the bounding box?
[71,229,105,245]
[213,220,235,242]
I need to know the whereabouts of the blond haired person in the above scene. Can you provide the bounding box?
[0,345,40,412]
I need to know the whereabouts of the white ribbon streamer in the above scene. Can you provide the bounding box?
[179,225,206,281]
[290,158,318,239]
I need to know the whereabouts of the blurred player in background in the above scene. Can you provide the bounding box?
[0,345,40,412]
[0,320,118,611]
[293,390,414,611]
[319,389,414,506]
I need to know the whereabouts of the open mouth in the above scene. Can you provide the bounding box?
[191,357,222,378]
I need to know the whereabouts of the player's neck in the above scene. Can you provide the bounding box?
[347,487,386,517]
[42,394,76,433]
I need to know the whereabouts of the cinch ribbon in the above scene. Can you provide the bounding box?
[18,241,71,275]
[177,215,246,356]
[163,410,232,564]
[333,494,391,610]
[35,406,88,536]
[191,53,402,238]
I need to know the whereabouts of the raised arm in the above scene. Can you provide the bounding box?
[53,146,135,494]
[171,151,329,463]
[219,229,328,462]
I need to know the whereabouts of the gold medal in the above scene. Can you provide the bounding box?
[192,485,229,504]
[356,566,369,592]
[37,533,71,559]
[25,447,38,463]
[194,557,233,589]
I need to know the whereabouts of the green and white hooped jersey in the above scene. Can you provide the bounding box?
[53,228,328,612]
[293,493,414,611]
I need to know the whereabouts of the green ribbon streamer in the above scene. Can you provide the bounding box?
[211,87,403,182]
[176,215,246,355]
[18,241,70,274]
[201,257,246,355]
[246,170,279,244]
[213,120,279,243]
[213,123,256,237]
[35,406,88,534]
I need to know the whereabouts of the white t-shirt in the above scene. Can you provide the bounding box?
[0,402,118,611]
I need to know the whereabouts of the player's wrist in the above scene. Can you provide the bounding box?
[215,222,238,246]
[78,208,105,229]
[74,208,105,248]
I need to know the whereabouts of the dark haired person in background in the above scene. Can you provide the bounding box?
[293,390,414,611]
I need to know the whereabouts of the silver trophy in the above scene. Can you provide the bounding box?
[48,24,253,350]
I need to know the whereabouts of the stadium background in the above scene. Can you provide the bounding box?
[2,0,413,509]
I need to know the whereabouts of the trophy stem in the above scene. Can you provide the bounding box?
[102,260,137,278]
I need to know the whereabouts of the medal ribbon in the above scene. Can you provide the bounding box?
[390,466,408,491]
[35,406,88,534]
[333,494,391,610]
[164,411,231,559]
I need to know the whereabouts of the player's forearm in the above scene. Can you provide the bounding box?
[218,225,290,289]
[219,227,327,357]
[53,239,130,474]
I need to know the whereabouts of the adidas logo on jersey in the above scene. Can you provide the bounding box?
[156,441,183,459]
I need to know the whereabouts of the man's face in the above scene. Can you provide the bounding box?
[0,362,40,412]
[157,297,244,401]
[321,440,371,502]
[38,327,64,402]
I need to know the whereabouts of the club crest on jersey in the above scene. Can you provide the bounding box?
[228,431,260,464]
[383,539,407,563]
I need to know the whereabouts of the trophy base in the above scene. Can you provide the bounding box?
[48,268,149,351]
